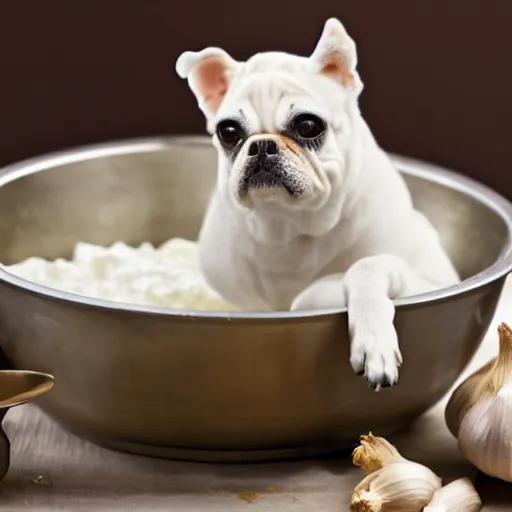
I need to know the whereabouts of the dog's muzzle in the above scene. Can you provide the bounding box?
[239,138,289,193]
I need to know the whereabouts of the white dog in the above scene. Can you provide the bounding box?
[175,18,460,390]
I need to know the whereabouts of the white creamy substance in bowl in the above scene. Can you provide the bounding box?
[4,238,235,311]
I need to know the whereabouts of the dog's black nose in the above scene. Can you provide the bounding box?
[248,139,278,157]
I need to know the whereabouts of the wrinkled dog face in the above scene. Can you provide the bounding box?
[176,18,364,230]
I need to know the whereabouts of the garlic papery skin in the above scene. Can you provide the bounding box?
[350,461,442,512]
[423,478,482,512]
[445,322,512,482]
[457,377,512,482]
[352,433,406,474]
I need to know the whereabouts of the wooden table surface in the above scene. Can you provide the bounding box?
[0,276,510,511]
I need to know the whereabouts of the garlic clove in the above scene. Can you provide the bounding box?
[445,322,512,482]
[350,461,442,512]
[352,432,406,474]
[423,478,482,512]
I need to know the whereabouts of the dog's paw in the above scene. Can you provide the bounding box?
[349,323,403,391]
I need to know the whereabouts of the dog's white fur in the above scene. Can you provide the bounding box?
[176,18,460,389]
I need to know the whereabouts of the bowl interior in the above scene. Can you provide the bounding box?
[0,139,509,282]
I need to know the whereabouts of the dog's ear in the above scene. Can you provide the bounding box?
[309,18,363,93]
[176,47,239,119]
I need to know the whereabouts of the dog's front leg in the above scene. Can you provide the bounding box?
[292,255,438,391]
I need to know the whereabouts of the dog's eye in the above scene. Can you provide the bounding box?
[216,120,242,148]
[292,114,325,140]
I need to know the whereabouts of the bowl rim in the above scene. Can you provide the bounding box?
[0,135,511,320]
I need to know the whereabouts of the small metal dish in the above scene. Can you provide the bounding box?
[0,368,54,481]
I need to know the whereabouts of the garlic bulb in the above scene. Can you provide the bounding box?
[423,478,482,512]
[350,461,442,512]
[352,433,406,474]
[350,433,442,511]
[445,322,512,482]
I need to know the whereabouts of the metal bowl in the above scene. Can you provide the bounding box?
[0,136,511,462]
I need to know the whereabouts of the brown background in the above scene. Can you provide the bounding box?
[0,1,510,198]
